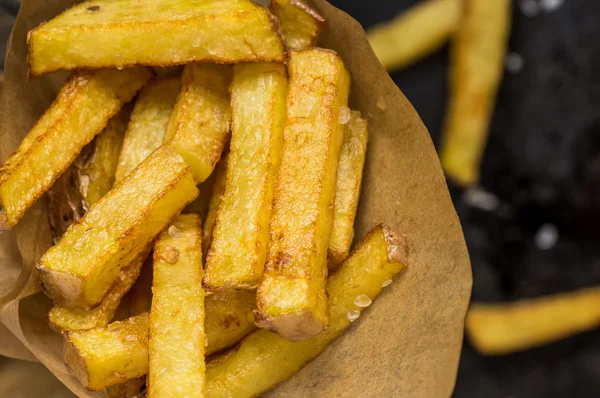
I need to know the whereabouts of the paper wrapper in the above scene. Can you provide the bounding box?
[0,0,472,396]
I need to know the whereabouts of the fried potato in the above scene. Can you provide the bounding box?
[367,0,461,72]
[28,0,286,76]
[115,76,181,182]
[164,64,232,184]
[48,251,148,333]
[107,377,146,398]
[202,155,228,260]
[206,224,407,396]
[329,111,368,267]
[64,313,150,391]
[148,214,205,397]
[0,68,152,227]
[467,287,600,355]
[38,145,199,309]
[271,0,324,50]
[256,49,350,341]
[204,63,288,290]
[440,0,511,186]
[129,259,153,317]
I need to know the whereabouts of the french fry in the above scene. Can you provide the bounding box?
[206,225,407,396]
[148,214,205,397]
[440,0,511,186]
[115,76,181,182]
[202,155,228,260]
[48,251,148,333]
[0,68,152,227]
[38,145,199,309]
[256,49,350,341]
[328,111,368,267]
[164,64,232,183]
[107,377,146,398]
[204,63,288,290]
[367,0,462,72]
[129,259,153,317]
[271,0,325,50]
[467,287,600,355]
[27,0,286,76]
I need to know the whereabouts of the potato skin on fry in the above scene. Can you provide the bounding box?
[271,0,325,50]
[0,68,152,227]
[256,48,351,341]
[202,155,229,261]
[27,0,286,76]
[206,224,407,397]
[38,145,199,309]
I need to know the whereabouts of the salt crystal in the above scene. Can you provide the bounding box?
[463,187,500,212]
[347,309,361,322]
[204,335,208,347]
[505,53,524,74]
[540,0,564,12]
[353,294,372,308]
[160,245,180,264]
[168,225,181,238]
[339,107,351,124]
[376,97,387,111]
[519,0,540,17]
[535,223,559,250]
[382,279,393,288]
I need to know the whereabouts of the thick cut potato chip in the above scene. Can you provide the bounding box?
[202,155,228,260]
[271,0,324,50]
[27,0,286,76]
[0,68,152,227]
[38,145,198,309]
[256,49,350,341]
[128,259,153,318]
[107,377,146,398]
[328,110,368,267]
[204,63,288,290]
[164,64,232,184]
[206,225,407,396]
[467,287,600,355]
[440,0,511,186]
[115,76,181,182]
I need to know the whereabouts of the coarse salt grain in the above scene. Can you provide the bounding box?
[339,106,351,124]
[168,225,181,238]
[519,0,539,17]
[353,294,372,308]
[204,335,208,347]
[376,97,387,111]
[347,309,361,322]
[382,279,393,288]
[540,0,564,12]
[505,53,524,74]
[535,223,559,250]
[463,187,500,212]
[160,245,180,264]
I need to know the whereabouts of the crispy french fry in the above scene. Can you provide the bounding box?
[164,64,232,183]
[48,251,148,333]
[256,49,350,341]
[271,0,324,50]
[28,0,286,76]
[149,214,205,397]
[204,63,288,290]
[328,111,368,267]
[115,76,181,182]
[440,0,511,186]
[0,68,152,227]
[38,145,199,309]
[107,377,146,398]
[367,0,462,72]
[129,259,153,317]
[202,155,228,260]
[467,288,600,355]
[206,224,407,396]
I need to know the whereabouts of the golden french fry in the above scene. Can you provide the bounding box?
[467,287,600,355]
[115,76,181,182]
[271,0,324,50]
[164,64,232,184]
[28,0,286,76]
[202,155,229,260]
[328,110,368,267]
[107,377,146,398]
[204,63,288,290]
[256,49,350,341]
[128,258,153,318]
[440,0,511,186]
[206,224,407,396]
[367,0,462,72]
[38,145,199,309]
[0,68,152,227]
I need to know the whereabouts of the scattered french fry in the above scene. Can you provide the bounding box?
[129,259,153,318]
[467,287,600,355]
[115,75,181,182]
[367,0,462,72]
[256,49,351,341]
[164,64,232,183]
[0,68,152,227]
[106,377,146,398]
[440,0,511,186]
[38,145,199,309]
[328,111,368,267]
[271,0,325,50]
[206,224,407,396]
[202,155,228,260]
[204,63,288,290]
[28,0,286,76]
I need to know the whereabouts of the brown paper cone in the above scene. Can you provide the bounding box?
[0,0,472,397]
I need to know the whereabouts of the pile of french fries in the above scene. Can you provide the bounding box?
[0,0,409,396]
